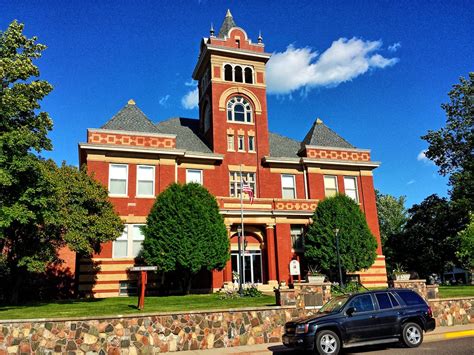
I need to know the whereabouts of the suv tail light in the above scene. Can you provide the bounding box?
[427,306,433,318]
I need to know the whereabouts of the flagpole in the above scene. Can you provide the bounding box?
[239,165,246,286]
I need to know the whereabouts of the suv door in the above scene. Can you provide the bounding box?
[374,292,401,338]
[343,294,380,343]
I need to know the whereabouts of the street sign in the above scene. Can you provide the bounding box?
[129,266,158,272]
[289,260,300,276]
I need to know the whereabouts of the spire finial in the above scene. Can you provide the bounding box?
[316,117,323,124]
[226,9,232,17]
[128,99,136,105]
[258,30,263,44]
[210,22,215,37]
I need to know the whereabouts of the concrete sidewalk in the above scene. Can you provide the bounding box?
[177,324,474,354]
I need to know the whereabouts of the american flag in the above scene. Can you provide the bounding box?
[242,179,254,204]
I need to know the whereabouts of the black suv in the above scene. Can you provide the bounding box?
[282,289,435,355]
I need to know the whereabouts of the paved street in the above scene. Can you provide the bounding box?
[178,325,474,354]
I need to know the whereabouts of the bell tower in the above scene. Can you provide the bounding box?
[192,10,271,161]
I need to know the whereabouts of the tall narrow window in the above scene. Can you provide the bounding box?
[186,169,203,185]
[234,66,243,82]
[281,174,296,199]
[238,135,245,151]
[324,176,338,197]
[224,64,233,81]
[344,176,359,202]
[132,225,145,257]
[290,226,305,252]
[227,135,235,151]
[137,165,154,197]
[203,103,211,132]
[229,171,256,198]
[248,136,255,152]
[113,227,128,258]
[244,67,253,84]
[109,164,128,196]
[227,96,253,123]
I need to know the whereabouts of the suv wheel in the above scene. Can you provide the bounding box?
[315,330,340,355]
[401,322,423,348]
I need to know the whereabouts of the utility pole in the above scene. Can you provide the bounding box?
[335,228,344,288]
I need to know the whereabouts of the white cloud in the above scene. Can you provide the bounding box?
[266,38,399,95]
[159,94,170,107]
[185,79,197,87]
[417,149,429,163]
[407,179,416,185]
[181,88,199,109]
[388,42,401,52]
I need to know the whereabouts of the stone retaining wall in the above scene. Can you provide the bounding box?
[0,298,471,354]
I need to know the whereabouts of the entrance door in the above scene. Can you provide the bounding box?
[231,251,263,284]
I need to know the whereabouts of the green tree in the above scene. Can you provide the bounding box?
[456,214,473,270]
[375,190,407,270]
[422,73,474,211]
[0,21,123,302]
[386,195,469,278]
[304,195,378,279]
[142,183,229,294]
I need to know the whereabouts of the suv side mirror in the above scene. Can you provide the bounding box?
[346,307,356,316]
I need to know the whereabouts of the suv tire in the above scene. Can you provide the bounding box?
[401,322,423,348]
[315,330,340,355]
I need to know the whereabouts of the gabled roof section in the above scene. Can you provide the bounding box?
[156,117,212,153]
[302,118,354,149]
[101,100,159,133]
[269,132,301,159]
[218,9,237,38]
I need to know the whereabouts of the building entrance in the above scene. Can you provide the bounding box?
[231,250,263,284]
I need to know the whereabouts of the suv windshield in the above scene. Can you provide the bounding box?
[318,295,350,313]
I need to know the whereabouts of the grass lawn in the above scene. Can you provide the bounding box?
[0,294,276,320]
[438,285,474,298]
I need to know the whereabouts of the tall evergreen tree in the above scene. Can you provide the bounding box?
[142,183,229,294]
[305,195,377,278]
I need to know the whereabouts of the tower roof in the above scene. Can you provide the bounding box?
[101,100,159,133]
[301,118,354,149]
[218,9,237,38]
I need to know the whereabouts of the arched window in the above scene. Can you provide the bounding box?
[224,64,233,81]
[227,96,252,123]
[244,67,253,84]
[234,66,243,83]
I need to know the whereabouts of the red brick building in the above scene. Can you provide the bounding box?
[78,11,387,297]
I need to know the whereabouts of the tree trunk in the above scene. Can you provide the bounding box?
[9,272,22,305]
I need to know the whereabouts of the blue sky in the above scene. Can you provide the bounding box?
[2,0,473,207]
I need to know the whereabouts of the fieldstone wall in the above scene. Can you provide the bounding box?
[0,307,306,354]
[0,298,471,354]
[275,282,332,308]
[428,297,473,327]
[391,279,439,299]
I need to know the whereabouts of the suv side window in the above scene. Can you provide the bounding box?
[375,293,392,309]
[347,294,375,313]
[395,290,425,306]
[388,292,399,307]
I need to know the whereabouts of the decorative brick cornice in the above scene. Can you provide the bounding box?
[87,129,176,149]
[304,147,370,162]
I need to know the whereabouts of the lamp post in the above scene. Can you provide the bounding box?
[237,225,243,295]
[334,228,344,288]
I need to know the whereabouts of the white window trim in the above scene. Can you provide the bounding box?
[113,224,145,259]
[344,176,359,203]
[227,135,235,151]
[248,136,255,152]
[226,96,253,124]
[323,175,338,197]
[186,169,203,185]
[281,174,296,199]
[238,135,245,152]
[136,165,155,198]
[108,164,128,197]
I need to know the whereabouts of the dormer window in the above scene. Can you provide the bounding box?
[227,96,252,123]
